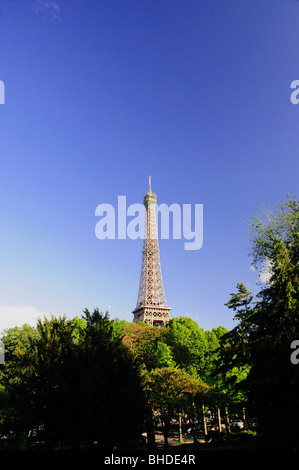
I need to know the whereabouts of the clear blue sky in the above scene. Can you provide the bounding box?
[0,0,298,332]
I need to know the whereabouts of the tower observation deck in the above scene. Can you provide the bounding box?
[132,177,171,326]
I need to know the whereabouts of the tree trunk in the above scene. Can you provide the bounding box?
[163,421,169,449]
[217,407,222,432]
[243,407,247,431]
[146,407,157,450]
[202,404,208,441]
[162,412,170,449]
[192,418,198,444]
[178,411,183,443]
[224,407,230,434]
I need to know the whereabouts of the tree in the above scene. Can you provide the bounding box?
[0,324,40,443]
[165,317,208,376]
[143,366,209,448]
[216,196,299,449]
[1,310,146,450]
[215,283,253,393]
[120,322,175,370]
[77,309,146,449]
[245,195,299,448]
[203,327,228,384]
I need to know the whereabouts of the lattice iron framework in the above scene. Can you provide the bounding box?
[132,177,171,326]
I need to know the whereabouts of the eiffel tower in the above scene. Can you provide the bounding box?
[132,177,171,326]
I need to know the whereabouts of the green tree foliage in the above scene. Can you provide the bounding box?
[0,324,40,359]
[245,195,299,449]
[164,317,227,382]
[77,309,146,449]
[164,317,208,375]
[0,310,146,449]
[202,327,228,384]
[215,283,253,389]
[120,322,175,370]
[118,318,227,382]
[0,324,40,439]
[1,312,228,450]
[217,196,299,448]
[143,366,209,447]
